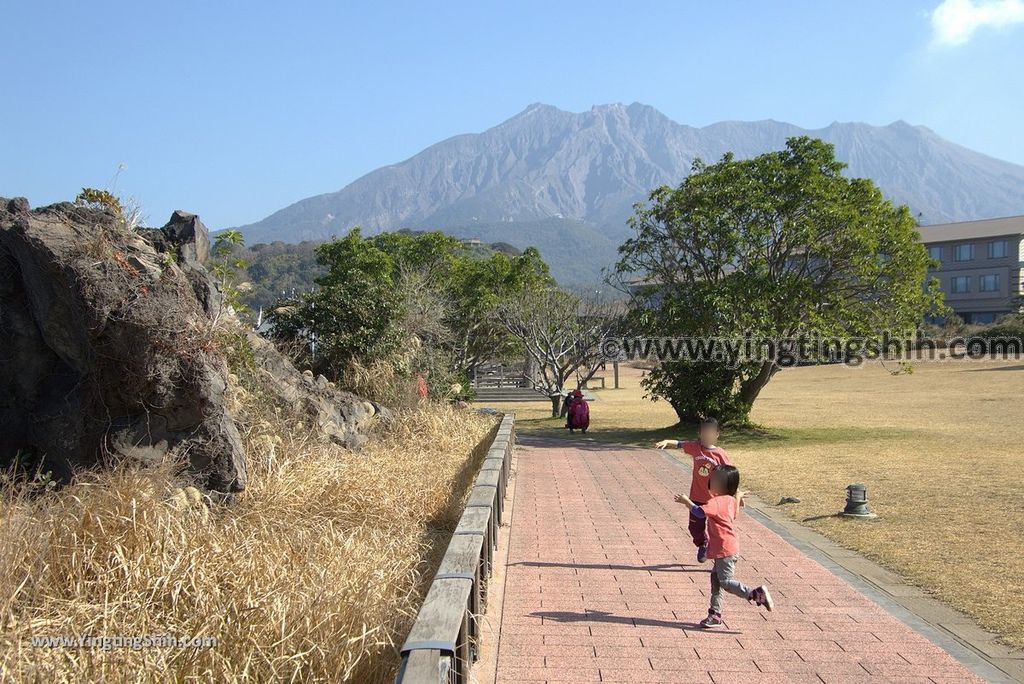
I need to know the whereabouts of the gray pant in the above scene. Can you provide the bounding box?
[710,555,751,614]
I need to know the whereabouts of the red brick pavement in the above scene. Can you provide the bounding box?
[492,442,984,684]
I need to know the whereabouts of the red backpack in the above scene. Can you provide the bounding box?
[569,398,590,430]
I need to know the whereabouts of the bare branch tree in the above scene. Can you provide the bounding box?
[395,263,452,348]
[496,288,625,416]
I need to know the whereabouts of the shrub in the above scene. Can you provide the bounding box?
[967,316,1024,355]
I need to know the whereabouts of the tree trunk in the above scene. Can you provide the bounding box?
[549,394,562,418]
[737,362,778,407]
[671,402,704,425]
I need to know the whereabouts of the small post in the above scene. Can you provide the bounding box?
[613,360,620,389]
[840,483,877,519]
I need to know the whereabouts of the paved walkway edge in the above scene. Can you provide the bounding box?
[658,449,1023,684]
[471,447,520,684]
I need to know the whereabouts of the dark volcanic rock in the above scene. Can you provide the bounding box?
[138,210,222,315]
[0,198,247,491]
[0,197,387,492]
[162,210,211,266]
[245,331,390,449]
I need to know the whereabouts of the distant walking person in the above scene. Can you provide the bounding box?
[567,389,589,434]
[674,465,774,627]
[655,417,731,563]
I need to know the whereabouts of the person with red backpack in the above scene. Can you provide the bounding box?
[567,389,589,434]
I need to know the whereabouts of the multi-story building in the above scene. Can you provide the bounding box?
[918,216,1024,324]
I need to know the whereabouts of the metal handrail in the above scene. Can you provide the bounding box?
[395,413,515,684]
[470,377,531,389]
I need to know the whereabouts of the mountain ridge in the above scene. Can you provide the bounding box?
[234,103,1024,283]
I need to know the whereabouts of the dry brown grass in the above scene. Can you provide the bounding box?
[736,360,1024,650]
[0,385,494,682]
[483,360,1024,649]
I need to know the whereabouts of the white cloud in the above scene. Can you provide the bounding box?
[931,0,1024,46]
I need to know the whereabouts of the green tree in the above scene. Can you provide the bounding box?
[448,246,554,374]
[614,137,943,424]
[268,229,405,376]
[240,241,325,311]
[372,229,464,281]
[264,228,553,397]
[210,229,251,320]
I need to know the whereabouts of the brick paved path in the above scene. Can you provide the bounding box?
[493,441,984,683]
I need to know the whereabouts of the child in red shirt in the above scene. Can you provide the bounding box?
[656,417,732,563]
[675,465,774,627]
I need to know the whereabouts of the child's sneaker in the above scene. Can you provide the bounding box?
[696,545,708,563]
[699,610,723,628]
[748,586,774,612]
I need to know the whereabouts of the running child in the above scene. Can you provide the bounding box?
[674,465,774,627]
[655,417,731,563]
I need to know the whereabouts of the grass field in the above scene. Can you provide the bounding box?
[482,360,1024,649]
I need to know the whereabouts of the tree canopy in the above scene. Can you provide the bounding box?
[614,137,943,423]
[266,228,553,399]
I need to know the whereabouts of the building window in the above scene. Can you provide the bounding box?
[951,276,971,294]
[928,246,943,262]
[980,274,1000,292]
[954,244,974,261]
[988,240,1008,259]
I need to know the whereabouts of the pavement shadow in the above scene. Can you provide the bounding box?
[515,434,653,451]
[532,609,741,634]
[509,560,705,573]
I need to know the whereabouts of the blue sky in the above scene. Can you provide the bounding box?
[3,0,1023,230]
